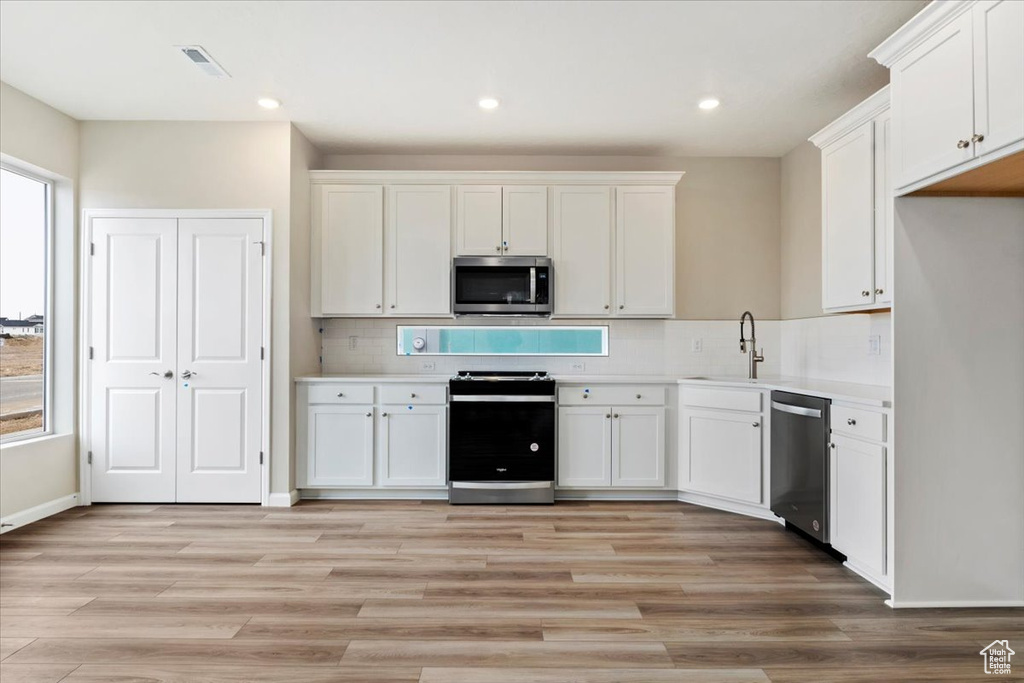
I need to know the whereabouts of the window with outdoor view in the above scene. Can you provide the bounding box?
[0,166,51,439]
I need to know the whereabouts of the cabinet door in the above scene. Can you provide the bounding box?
[321,185,384,315]
[682,408,762,504]
[615,186,674,316]
[557,407,612,487]
[973,0,1024,157]
[379,405,447,487]
[822,123,875,310]
[387,185,451,316]
[890,12,975,188]
[307,405,375,486]
[502,186,549,256]
[830,435,886,578]
[873,113,893,306]
[611,407,665,487]
[552,186,613,316]
[456,185,502,256]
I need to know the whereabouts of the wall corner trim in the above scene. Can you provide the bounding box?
[0,492,80,534]
[267,490,300,508]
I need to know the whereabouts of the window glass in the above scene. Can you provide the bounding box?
[0,167,50,439]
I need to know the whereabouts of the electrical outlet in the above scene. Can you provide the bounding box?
[420,361,436,371]
[867,335,881,356]
[570,362,586,372]
[691,338,703,353]
[348,336,358,350]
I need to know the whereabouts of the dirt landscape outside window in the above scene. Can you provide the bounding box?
[0,336,44,435]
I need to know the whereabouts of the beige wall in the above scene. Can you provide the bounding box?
[79,121,296,496]
[322,154,782,320]
[780,142,823,319]
[0,82,80,520]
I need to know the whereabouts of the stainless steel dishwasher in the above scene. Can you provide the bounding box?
[770,391,831,543]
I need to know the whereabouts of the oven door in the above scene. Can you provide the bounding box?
[448,397,555,482]
[452,257,551,315]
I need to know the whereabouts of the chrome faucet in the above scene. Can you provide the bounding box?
[739,311,765,380]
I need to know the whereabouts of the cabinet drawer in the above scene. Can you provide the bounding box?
[558,385,666,406]
[307,384,375,405]
[682,387,761,413]
[831,404,886,443]
[380,384,447,405]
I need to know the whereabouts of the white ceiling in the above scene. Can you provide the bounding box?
[0,0,926,157]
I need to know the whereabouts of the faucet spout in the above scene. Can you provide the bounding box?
[739,311,764,380]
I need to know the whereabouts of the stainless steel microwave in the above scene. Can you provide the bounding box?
[452,257,552,316]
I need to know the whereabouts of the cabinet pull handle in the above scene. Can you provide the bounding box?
[337,392,344,397]
[957,139,970,149]
[365,412,371,417]
[861,290,870,297]
[752,422,760,427]
[875,288,884,295]
[971,133,985,143]
[847,418,856,426]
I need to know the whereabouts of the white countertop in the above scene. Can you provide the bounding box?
[296,373,891,408]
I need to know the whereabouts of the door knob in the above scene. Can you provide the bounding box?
[181,370,196,379]
[150,370,173,379]
[957,139,970,149]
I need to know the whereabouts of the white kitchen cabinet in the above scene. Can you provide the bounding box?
[680,408,763,505]
[387,185,451,316]
[557,407,612,487]
[552,186,613,316]
[615,186,674,316]
[810,87,893,312]
[305,404,375,487]
[456,185,548,256]
[830,434,887,580]
[379,405,447,486]
[558,403,665,489]
[318,184,384,315]
[873,0,1024,192]
[611,407,665,487]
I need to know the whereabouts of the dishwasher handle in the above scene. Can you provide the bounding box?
[771,401,822,419]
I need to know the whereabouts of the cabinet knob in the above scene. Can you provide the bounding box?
[375,304,381,309]
[582,394,589,399]
[875,288,884,295]
[604,304,610,310]
[337,392,344,397]
[390,304,395,309]
[605,414,611,419]
[971,133,985,143]
[847,418,856,426]
[496,246,502,252]
[410,393,417,398]
[830,443,836,449]
[636,394,642,399]
[861,290,870,297]
[957,139,970,149]
[752,422,760,427]
[613,413,619,418]
[619,305,625,310]
[365,412,371,417]
[382,412,389,417]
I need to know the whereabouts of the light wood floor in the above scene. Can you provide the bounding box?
[1,501,1021,682]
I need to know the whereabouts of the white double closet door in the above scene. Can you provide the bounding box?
[89,216,264,503]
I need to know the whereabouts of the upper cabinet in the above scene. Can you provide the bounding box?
[810,87,893,313]
[870,0,1024,194]
[311,172,682,318]
[456,185,548,256]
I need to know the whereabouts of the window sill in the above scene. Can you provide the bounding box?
[0,431,67,452]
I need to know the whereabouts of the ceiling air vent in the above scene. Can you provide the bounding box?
[177,45,230,78]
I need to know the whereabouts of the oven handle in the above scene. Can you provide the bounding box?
[529,266,536,304]
[451,395,555,403]
[450,481,553,490]
[771,401,822,419]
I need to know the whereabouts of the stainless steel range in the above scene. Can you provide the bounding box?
[448,370,556,504]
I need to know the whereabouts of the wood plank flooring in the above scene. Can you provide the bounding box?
[1,501,1021,682]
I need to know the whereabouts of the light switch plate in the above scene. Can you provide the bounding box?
[420,361,436,371]
[867,335,881,356]
[691,338,703,353]
[570,362,586,372]
[348,336,358,350]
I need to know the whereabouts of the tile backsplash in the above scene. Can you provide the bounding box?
[320,313,890,386]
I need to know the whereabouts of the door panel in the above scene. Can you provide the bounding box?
[388,185,451,315]
[90,218,178,503]
[176,218,263,503]
[380,406,447,486]
[321,185,384,314]
[615,186,674,316]
[611,407,665,487]
[552,187,612,316]
[503,186,548,256]
[308,406,375,486]
[557,407,612,487]
[973,0,1024,156]
[456,185,502,256]
[831,435,886,577]
[683,409,762,504]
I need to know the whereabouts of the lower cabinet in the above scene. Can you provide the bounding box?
[558,406,665,488]
[830,433,887,580]
[379,405,447,487]
[680,408,763,504]
[306,404,375,487]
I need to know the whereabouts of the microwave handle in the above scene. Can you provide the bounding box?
[529,267,536,304]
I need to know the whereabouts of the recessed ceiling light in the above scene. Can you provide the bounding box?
[698,98,720,110]
[257,97,281,110]
[478,97,500,110]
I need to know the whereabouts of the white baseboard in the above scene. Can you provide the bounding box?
[555,489,678,501]
[842,559,892,596]
[301,488,449,501]
[0,492,80,533]
[888,599,1024,609]
[677,490,782,523]
[266,490,300,507]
